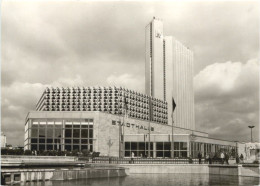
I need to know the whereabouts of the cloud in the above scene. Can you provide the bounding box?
[1,76,86,146]
[194,59,259,142]
[106,73,144,92]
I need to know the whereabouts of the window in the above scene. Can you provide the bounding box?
[31,144,37,151]
[39,128,45,138]
[39,138,45,143]
[174,151,179,158]
[139,142,145,150]
[81,130,88,138]
[31,138,37,143]
[81,145,88,150]
[54,129,62,138]
[125,142,130,150]
[131,142,137,150]
[174,142,179,150]
[156,151,163,157]
[180,142,187,150]
[65,129,72,137]
[65,145,71,151]
[31,129,38,138]
[73,145,79,151]
[180,151,187,158]
[73,129,80,138]
[39,144,45,150]
[89,130,93,138]
[81,139,88,144]
[47,144,53,150]
[46,127,53,138]
[156,142,163,150]
[164,151,171,157]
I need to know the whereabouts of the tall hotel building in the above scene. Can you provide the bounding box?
[145,17,195,130]
[23,18,241,158]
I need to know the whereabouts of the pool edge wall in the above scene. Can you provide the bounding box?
[120,164,209,174]
[1,167,129,184]
[120,164,260,177]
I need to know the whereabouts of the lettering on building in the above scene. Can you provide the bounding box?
[112,120,154,131]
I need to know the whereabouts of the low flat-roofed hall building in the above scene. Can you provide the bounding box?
[24,87,238,158]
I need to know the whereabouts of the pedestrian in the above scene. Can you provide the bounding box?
[225,153,229,165]
[206,153,209,164]
[240,154,244,163]
[198,152,202,164]
[235,153,239,164]
[220,152,225,164]
[131,152,135,164]
[209,152,213,164]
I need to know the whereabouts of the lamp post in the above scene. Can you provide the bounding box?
[248,126,255,143]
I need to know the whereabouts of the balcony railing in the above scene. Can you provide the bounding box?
[92,157,209,164]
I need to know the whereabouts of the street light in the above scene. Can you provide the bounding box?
[248,126,255,142]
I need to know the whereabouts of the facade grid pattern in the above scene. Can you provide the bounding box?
[36,87,168,124]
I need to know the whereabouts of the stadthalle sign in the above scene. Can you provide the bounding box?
[112,120,154,131]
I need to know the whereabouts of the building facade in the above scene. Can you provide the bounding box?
[24,111,237,158]
[145,17,195,130]
[36,87,168,125]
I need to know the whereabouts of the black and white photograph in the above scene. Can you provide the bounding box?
[1,0,259,185]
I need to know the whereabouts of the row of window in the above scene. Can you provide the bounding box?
[29,138,93,144]
[30,144,93,152]
[125,142,188,150]
[125,151,188,158]
[31,120,93,125]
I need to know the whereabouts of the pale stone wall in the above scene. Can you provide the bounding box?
[25,111,238,157]
[2,167,129,184]
[121,164,209,174]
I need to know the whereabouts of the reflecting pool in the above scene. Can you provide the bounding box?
[22,174,260,186]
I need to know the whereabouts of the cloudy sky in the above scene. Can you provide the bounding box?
[1,1,259,146]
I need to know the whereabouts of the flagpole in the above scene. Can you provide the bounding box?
[122,95,126,158]
[148,119,151,158]
[119,114,122,158]
[122,108,125,158]
[171,97,176,159]
[171,112,174,158]
[121,90,127,158]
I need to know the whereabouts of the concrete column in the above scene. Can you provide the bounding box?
[11,173,14,184]
[153,142,156,158]
[28,119,32,151]
[187,140,190,157]
[62,120,65,151]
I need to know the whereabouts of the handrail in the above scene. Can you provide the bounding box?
[91,157,218,164]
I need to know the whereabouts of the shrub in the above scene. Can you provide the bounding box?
[1,149,8,155]
[92,152,100,158]
[82,149,91,157]
[72,149,79,156]
[24,150,32,155]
